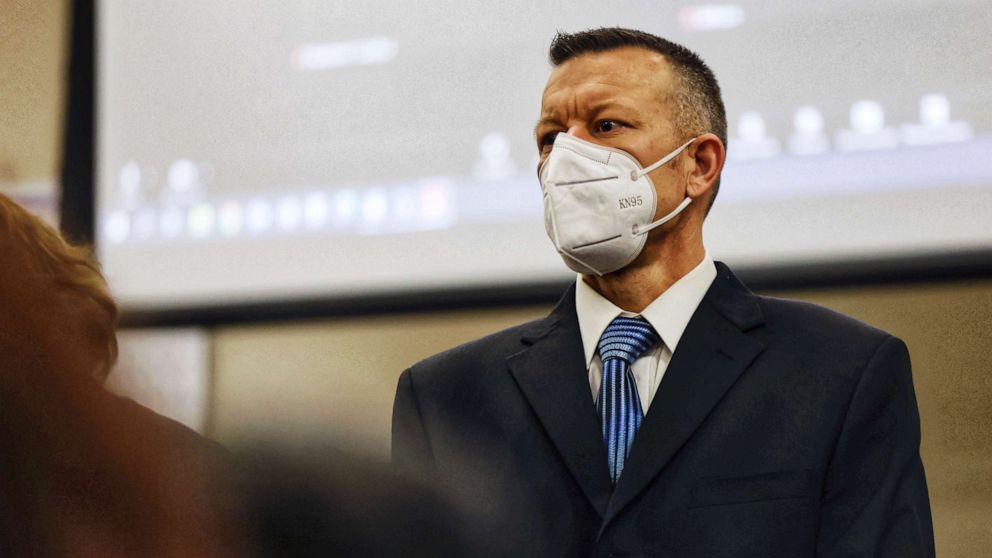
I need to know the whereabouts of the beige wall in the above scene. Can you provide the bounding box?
[0,0,67,184]
[212,279,992,554]
[211,306,549,454]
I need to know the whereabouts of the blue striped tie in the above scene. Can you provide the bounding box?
[596,316,660,483]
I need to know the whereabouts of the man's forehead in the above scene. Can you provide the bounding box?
[539,87,645,120]
[540,47,674,113]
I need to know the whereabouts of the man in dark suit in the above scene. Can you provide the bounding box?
[392,28,934,557]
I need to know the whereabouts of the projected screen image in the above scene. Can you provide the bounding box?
[97,0,992,310]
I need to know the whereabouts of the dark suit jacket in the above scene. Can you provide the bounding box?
[392,263,935,557]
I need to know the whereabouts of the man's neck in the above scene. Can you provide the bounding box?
[583,240,705,313]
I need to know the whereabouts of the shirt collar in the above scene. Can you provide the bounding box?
[574,252,717,368]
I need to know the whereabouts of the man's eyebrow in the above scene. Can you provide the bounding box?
[534,96,650,139]
[533,99,644,136]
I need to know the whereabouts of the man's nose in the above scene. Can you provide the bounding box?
[565,124,596,143]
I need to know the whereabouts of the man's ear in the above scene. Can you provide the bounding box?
[685,133,724,201]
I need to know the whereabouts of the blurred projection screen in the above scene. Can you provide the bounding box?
[97,1,992,311]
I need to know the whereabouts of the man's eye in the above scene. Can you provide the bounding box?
[597,120,625,133]
[540,131,560,148]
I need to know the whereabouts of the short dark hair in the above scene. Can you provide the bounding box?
[549,27,727,212]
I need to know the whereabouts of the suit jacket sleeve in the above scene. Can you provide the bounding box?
[816,336,936,557]
[391,368,435,475]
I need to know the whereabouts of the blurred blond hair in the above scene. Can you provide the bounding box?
[0,192,118,380]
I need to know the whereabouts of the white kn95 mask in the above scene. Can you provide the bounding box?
[538,133,696,276]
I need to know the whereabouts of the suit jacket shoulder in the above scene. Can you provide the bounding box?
[753,293,901,386]
[407,315,550,385]
[757,293,891,342]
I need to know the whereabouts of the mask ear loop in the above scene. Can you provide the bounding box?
[630,137,697,236]
[629,138,696,181]
[632,197,693,236]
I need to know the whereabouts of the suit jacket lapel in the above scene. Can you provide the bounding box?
[507,285,613,517]
[602,263,767,529]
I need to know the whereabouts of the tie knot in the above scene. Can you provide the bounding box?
[598,316,660,365]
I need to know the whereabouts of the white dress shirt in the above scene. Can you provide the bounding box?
[575,252,717,412]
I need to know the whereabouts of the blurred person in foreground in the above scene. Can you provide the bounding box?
[392,28,935,556]
[0,192,472,557]
[0,192,237,556]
